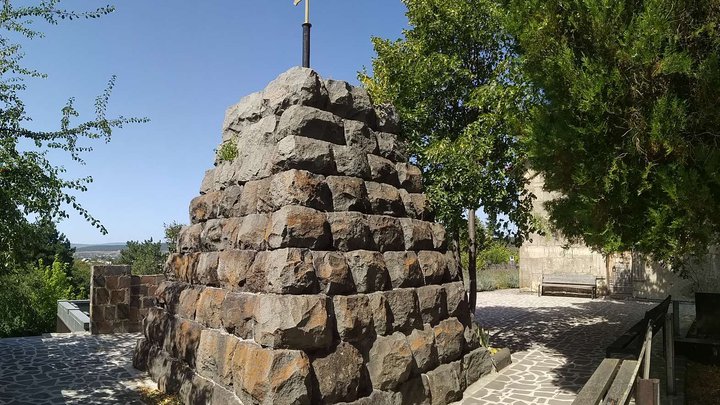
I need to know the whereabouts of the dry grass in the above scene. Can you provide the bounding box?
[137,386,182,405]
[686,361,720,405]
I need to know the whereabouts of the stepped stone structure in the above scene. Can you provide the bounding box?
[133,67,492,404]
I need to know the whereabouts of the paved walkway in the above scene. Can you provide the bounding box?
[0,333,150,404]
[459,289,673,404]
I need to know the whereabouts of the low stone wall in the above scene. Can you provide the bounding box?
[90,265,165,334]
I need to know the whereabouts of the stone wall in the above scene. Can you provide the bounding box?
[90,265,165,334]
[133,68,493,405]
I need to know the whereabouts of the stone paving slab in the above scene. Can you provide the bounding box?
[0,333,151,404]
[456,289,659,404]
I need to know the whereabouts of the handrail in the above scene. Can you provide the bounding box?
[608,321,653,405]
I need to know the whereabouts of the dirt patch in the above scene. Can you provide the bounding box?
[137,387,181,405]
[686,361,720,405]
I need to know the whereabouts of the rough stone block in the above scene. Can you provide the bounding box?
[365,182,405,217]
[277,104,344,144]
[384,288,422,333]
[253,294,332,350]
[445,252,461,282]
[223,91,267,133]
[373,104,400,134]
[200,219,226,252]
[367,154,400,186]
[375,132,407,162]
[196,329,239,387]
[190,191,221,223]
[463,347,492,388]
[444,282,470,321]
[263,66,328,113]
[430,223,448,251]
[367,332,414,391]
[464,323,482,351]
[233,140,275,184]
[195,252,220,286]
[236,180,262,216]
[400,219,435,251]
[178,223,203,253]
[407,325,439,373]
[232,341,312,405]
[217,185,244,218]
[424,360,464,405]
[155,281,187,313]
[216,250,256,291]
[433,318,465,363]
[251,177,273,213]
[195,288,227,328]
[269,169,332,211]
[325,79,376,124]
[267,206,331,250]
[221,292,257,339]
[179,373,215,405]
[172,318,203,368]
[272,135,336,175]
[367,215,405,252]
[399,190,433,220]
[416,285,448,326]
[417,251,450,284]
[343,119,378,155]
[383,251,424,288]
[248,248,319,294]
[200,169,215,195]
[367,292,391,336]
[396,163,423,193]
[333,295,373,342]
[397,376,432,405]
[177,287,202,320]
[345,250,390,293]
[325,176,371,213]
[333,145,371,179]
[235,214,269,250]
[327,212,372,251]
[311,342,365,403]
[312,251,355,295]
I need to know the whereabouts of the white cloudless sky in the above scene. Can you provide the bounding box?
[16,1,409,244]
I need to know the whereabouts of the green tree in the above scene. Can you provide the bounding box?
[508,0,720,267]
[0,1,146,272]
[9,220,75,269]
[164,221,184,254]
[361,0,539,306]
[117,238,165,275]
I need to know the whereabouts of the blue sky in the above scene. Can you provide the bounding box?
[18,1,409,244]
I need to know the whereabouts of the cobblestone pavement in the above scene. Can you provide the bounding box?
[458,289,662,405]
[0,333,151,404]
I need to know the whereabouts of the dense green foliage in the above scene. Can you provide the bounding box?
[508,0,720,265]
[164,221,183,254]
[360,0,538,239]
[0,1,145,272]
[0,259,77,337]
[116,238,165,275]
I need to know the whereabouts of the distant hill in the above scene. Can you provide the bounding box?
[72,242,169,259]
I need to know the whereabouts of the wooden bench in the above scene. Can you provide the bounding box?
[538,273,598,298]
[606,295,671,358]
[573,357,641,405]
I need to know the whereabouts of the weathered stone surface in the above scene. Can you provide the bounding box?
[417,251,450,284]
[272,135,336,175]
[407,325,439,373]
[232,342,312,405]
[190,191,221,223]
[172,318,203,368]
[312,251,355,295]
[195,288,227,328]
[399,190,433,221]
[178,223,203,253]
[232,139,275,183]
[375,132,407,163]
[235,214,269,250]
[425,360,464,405]
[365,182,405,217]
[196,329,239,387]
[367,332,414,391]
[248,248,319,294]
[383,251,424,289]
[445,252,461,282]
[333,145,371,179]
[433,318,465,363]
[221,292,256,339]
[396,163,423,193]
[384,288,422,333]
[373,104,400,134]
[400,219,435,251]
[325,79,376,124]
[333,294,373,342]
[463,347,492,388]
[311,342,365,403]
[179,374,215,405]
[367,292,390,336]
[416,285,449,326]
[177,287,202,320]
[277,104,344,144]
[430,223,448,251]
[263,66,328,113]
[325,176,371,213]
[166,253,197,285]
[269,169,332,211]
[345,250,390,293]
[216,250,256,291]
[266,206,331,249]
[343,119,378,155]
[336,390,399,405]
[200,169,215,195]
[253,294,332,350]
[367,154,400,186]
[366,215,405,252]
[200,219,226,251]
[217,185,244,218]
[212,385,242,405]
[444,281,470,321]
[327,212,372,251]
[195,252,220,286]
[223,91,266,133]
[397,376,432,405]
[463,322,482,351]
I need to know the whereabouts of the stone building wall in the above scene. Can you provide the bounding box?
[133,68,492,405]
[90,265,165,334]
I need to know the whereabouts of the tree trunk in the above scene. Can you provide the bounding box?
[467,208,477,312]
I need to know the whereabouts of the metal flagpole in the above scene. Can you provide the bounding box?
[294,0,311,68]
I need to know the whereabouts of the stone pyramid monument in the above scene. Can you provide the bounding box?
[133,67,492,405]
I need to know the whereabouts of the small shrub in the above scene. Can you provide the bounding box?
[217,140,238,162]
[476,267,519,292]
